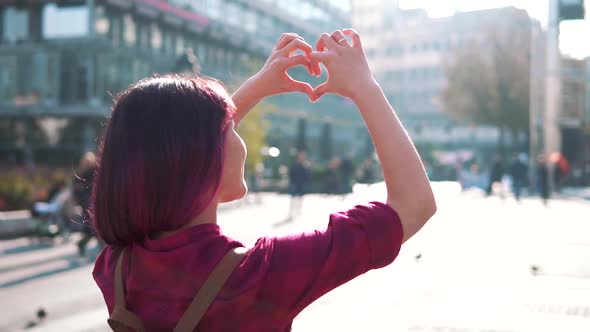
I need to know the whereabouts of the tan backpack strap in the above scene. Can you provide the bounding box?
[107,249,146,332]
[173,247,247,332]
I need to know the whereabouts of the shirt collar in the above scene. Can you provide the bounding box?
[143,223,222,251]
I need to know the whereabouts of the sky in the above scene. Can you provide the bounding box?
[397,0,590,59]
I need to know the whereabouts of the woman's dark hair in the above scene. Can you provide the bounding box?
[91,75,235,246]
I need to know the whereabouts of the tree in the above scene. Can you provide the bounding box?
[236,102,272,175]
[228,59,271,175]
[442,8,531,152]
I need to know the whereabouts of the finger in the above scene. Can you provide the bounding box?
[309,52,329,77]
[331,30,349,47]
[309,51,330,64]
[275,33,301,50]
[311,58,322,77]
[342,28,362,49]
[311,81,331,102]
[316,33,338,52]
[280,54,311,72]
[280,38,313,57]
[281,39,315,74]
[287,77,314,98]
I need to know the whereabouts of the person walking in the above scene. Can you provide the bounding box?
[486,155,504,197]
[510,153,528,201]
[287,150,310,220]
[339,154,355,194]
[537,154,550,206]
[73,151,99,257]
[92,30,436,331]
[358,157,376,184]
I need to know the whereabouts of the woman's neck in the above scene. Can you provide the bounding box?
[151,202,218,239]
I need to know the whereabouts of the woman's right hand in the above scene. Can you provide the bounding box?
[309,29,377,102]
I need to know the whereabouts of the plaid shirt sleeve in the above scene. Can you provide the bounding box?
[254,201,403,321]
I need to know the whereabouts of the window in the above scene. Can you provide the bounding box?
[176,35,185,55]
[123,14,136,46]
[110,15,122,46]
[226,51,235,70]
[43,4,88,39]
[432,41,440,51]
[244,9,256,33]
[162,29,173,54]
[151,23,162,50]
[216,48,224,66]
[137,21,149,49]
[206,0,222,20]
[196,42,207,64]
[0,56,17,101]
[3,7,29,43]
[225,2,240,26]
[208,46,217,66]
[59,53,87,103]
[95,5,109,35]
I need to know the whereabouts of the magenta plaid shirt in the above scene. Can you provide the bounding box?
[93,201,403,331]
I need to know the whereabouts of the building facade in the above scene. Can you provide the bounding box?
[351,0,536,152]
[560,56,587,165]
[0,0,359,167]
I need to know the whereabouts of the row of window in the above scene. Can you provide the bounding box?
[365,39,469,59]
[173,0,341,29]
[388,91,440,108]
[0,44,258,105]
[1,4,93,43]
[380,67,444,83]
[1,2,340,50]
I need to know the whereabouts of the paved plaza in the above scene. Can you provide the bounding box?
[1,182,589,332]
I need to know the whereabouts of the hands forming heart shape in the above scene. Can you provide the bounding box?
[254,29,375,103]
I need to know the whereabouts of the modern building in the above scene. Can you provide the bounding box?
[586,57,590,135]
[560,56,587,165]
[0,0,359,167]
[351,0,534,153]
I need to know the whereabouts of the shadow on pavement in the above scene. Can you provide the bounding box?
[2,242,55,256]
[0,254,93,288]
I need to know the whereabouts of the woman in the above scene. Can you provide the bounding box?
[92,30,436,331]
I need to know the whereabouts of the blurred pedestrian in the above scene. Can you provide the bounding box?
[358,157,376,184]
[486,155,504,196]
[550,152,570,192]
[73,151,98,257]
[325,157,341,194]
[510,153,527,201]
[537,154,550,206]
[459,163,486,191]
[287,150,310,220]
[339,154,355,194]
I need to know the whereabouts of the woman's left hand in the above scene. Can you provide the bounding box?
[251,33,320,100]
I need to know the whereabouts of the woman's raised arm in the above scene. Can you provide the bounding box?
[310,29,437,242]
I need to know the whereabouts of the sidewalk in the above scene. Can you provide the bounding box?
[3,184,590,331]
[560,186,590,201]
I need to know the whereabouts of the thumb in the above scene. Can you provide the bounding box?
[311,81,330,103]
[309,52,328,77]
